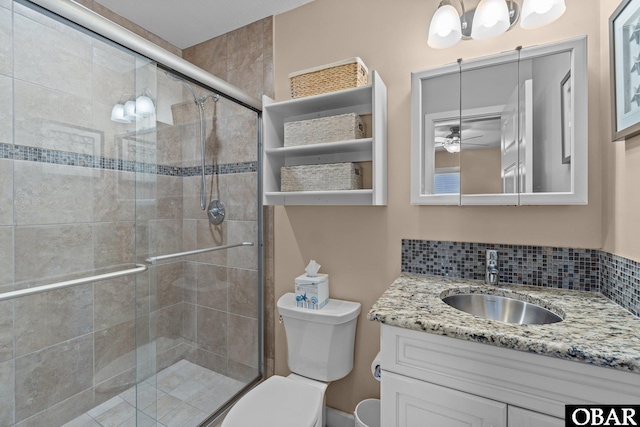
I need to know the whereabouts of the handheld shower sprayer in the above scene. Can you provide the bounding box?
[164,71,223,223]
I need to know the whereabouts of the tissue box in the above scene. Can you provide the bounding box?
[295,273,329,310]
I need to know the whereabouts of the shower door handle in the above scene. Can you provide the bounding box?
[0,264,148,302]
[145,241,254,264]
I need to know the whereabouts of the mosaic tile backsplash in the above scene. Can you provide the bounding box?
[401,239,639,317]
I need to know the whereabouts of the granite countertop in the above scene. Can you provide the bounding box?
[368,273,640,374]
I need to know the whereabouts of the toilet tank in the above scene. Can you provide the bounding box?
[277,293,361,382]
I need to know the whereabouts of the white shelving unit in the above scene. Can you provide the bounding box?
[262,71,387,205]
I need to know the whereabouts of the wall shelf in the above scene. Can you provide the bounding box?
[262,71,387,206]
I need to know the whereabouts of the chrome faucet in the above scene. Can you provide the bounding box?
[486,250,499,286]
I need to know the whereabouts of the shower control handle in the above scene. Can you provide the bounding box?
[207,200,225,225]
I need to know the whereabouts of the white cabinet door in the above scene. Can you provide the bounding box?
[382,371,507,427]
[508,407,564,427]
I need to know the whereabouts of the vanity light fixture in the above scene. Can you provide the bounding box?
[110,91,156,123]
[427,0,566,49]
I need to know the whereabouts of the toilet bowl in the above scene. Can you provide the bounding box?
[222,293,361,427]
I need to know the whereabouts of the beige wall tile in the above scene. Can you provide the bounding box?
[94,320,135,384]
[225,173,257,221]
[93,170,135,223]
[227,314,258,368]
[15,335,93,422]
[93,221,135,269]
[196,263,227,311]
[183,34,228,80]
[91,43,135,106]
[0,359,13,426]
[157,175,183,220]
[94,367,136,407]
[182,302,197,345]
[193,348,227,375]
[16,388,94,427]
[228,268,258,319]
[227,20,264,72]
[13,12,92,98]
[156,123,186,167]
[14,162,94,225]
[226,220,258,269]
[94,276,136,330]
[214,114,258,164]
[153,219,184,263]
[156,304,183,354]
[0,75,11,145]
[14,284,93,357]
[0,227,12,294]
[227,359,259,383]
[0,300,12,364]
[196,219,226,265]
[13,80,93,153]
[0,6,11,78]
[226,60,264,101]
[196,306,226,356]
[14,223,94,286]
[156,261,184,309]
[183,260,198,304]
[182,220,197,263]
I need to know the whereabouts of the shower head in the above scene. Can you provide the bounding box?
[164,70,220,105]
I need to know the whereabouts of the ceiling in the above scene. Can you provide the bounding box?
[94,0,314,49]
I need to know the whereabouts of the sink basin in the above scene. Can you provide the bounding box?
[441,293,563,325]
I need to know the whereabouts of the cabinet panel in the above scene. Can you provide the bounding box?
[383,371,507,427]
[508,407,564,427]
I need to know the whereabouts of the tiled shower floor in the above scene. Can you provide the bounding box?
[62,360,244,427]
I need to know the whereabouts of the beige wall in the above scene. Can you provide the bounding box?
[600,0,640,263]
[273,0,607,414]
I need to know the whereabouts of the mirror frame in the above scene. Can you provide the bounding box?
[410,36,588,206]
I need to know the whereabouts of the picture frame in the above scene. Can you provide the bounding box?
[610,0,640,141]
[561,71,571,164]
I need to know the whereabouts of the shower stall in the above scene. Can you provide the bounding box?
[0,0,263,426]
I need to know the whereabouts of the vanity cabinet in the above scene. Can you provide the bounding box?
[380,324,640,427]
[262,71,387,205]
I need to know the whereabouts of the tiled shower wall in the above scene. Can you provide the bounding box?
[0,2,262,426]
[401,239,639,317]
[182,16,274,378]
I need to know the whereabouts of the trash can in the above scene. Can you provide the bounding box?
[354,398,380,427]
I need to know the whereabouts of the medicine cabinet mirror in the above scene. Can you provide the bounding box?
[411,37,587,205]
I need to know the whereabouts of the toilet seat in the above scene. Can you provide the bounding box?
[222,376,323,427]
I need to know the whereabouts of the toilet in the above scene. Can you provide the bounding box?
[222,292,361,427]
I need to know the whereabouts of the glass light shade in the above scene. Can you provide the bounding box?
[110,104,131,123]
[471,0,510,40]
[428,4,462,49]
[135,95,155,118]
[123,100,138,120]
[520,0,566,29]
[444,142,461,153]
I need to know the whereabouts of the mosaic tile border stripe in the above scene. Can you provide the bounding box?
[401,239,600,291]
[600,252,640,316]
[0,143,257,176]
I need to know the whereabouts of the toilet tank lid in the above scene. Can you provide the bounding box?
[278,293,361,325]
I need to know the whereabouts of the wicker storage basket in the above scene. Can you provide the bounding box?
[281,162,363,192]
[284,113,365,147]
[289,57,369,99]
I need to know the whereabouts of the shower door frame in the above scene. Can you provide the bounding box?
[14,0,266,425]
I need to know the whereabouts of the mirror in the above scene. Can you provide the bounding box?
[411,37,587,205]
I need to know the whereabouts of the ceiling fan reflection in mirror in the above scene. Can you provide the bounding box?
[434,125,484,153]
[433,114,502,153]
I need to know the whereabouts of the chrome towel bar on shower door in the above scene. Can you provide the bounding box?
[0,264,148,302]
[144,241,254,265]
